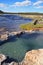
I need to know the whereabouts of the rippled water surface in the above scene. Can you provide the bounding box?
[0,14,32,31]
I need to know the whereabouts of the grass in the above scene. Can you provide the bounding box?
[20,19,43,30]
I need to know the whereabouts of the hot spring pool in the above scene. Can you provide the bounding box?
[0,32,43,62]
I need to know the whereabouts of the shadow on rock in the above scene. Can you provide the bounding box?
[1,56,19,65]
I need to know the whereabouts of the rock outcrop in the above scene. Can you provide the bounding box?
[21,49,43,65]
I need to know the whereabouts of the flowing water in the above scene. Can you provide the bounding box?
[0,14,32,32]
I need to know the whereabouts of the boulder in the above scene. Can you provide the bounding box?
[21,49,43,65]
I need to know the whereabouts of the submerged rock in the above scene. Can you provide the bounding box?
[21,49,43,65]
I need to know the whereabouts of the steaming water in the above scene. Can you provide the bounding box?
[0,15,43,62]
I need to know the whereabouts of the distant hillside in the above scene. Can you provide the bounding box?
[0,10,43,15]
[6,12,43,15]
[0,10,4,14]
[16,12,43,15]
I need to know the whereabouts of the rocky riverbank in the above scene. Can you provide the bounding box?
[0,49,43,65]
[0,31,24,41]
[0,30,43,42]
[0,30,34,41]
